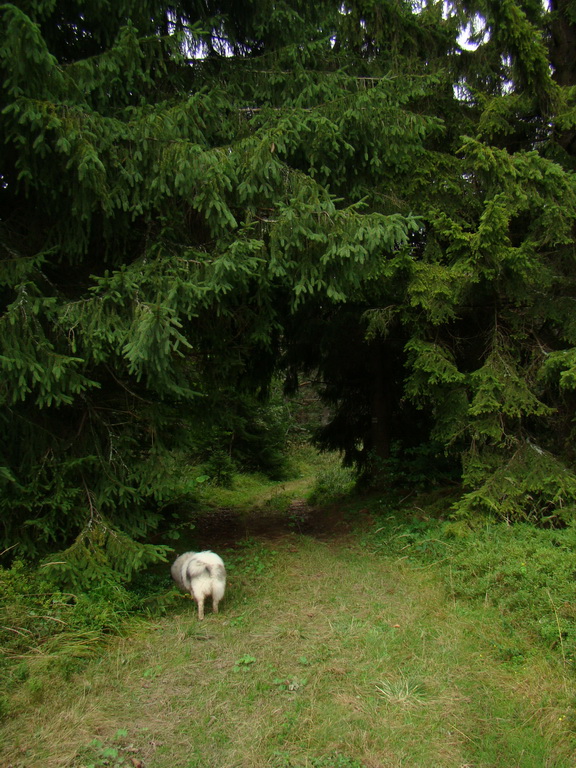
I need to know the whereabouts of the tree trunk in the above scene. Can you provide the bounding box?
[550,0,576,87]
[369,341,391,463]
[550,0,576,154]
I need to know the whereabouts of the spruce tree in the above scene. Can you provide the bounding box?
[0,0,435,581]
[2,0,576,587]
[279,1,576,524]
[401,0,576,522]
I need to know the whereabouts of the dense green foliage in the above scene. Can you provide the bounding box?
[1,0,576,585]
[281,0,576,525]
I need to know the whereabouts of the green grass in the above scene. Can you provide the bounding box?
[196,445,351,513]
[363,501,576,669]
[1,532,575,767]
[2,470,576,766]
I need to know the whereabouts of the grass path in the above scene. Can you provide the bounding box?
[2,530,575,767]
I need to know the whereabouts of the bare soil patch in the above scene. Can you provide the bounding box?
[190,499,352,548]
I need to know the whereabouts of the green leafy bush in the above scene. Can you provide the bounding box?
[455,443,576,526]
[204,448,237,488]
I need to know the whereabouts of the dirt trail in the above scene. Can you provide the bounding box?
[190,497,352,548]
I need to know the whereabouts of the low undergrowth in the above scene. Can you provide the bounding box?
[196,445,349,512]
[363,494,576,669]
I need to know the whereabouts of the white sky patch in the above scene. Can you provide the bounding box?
[458,13,490,51]
[170,0,552,61]
[411,1,488,51]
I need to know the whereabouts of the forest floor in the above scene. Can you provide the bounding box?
[2,469,576,767]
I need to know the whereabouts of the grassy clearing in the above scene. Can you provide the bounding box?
[2,531,575,767]
[196,445,346,512]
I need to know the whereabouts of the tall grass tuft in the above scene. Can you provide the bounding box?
[307,458,355,505]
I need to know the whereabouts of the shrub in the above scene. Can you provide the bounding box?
[307,461,355,505]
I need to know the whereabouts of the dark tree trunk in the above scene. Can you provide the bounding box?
[369,341,391,462]
[550,0,576,87]
[550,0,576,154]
